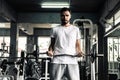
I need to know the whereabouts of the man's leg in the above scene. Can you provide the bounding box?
[50,63,66,80]
[66,64,80,80]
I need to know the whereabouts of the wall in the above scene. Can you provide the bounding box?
[17,12,98,24]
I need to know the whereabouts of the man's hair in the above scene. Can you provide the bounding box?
[60,7,71,14]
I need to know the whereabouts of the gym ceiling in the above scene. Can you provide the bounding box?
[6,0,106,13]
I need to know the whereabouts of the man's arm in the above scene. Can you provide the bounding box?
[47,38,55,56]
[76,39,83,57]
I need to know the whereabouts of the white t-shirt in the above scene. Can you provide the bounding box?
[50,25,81,64]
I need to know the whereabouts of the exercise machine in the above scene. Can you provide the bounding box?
[73,19,97,80]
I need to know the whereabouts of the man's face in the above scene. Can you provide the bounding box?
[61,10,71,25]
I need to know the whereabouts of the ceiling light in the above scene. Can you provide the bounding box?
[41,2,69,8]
[0,23,5,27]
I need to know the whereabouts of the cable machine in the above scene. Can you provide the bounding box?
[73,19,96,80]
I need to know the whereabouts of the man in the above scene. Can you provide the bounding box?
[47,7,83,80]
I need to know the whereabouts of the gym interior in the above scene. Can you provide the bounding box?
[0,0,120,80]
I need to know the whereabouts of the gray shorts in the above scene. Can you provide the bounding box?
[50,63,80,80]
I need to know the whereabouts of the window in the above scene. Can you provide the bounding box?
[108,37,120,73]
[38,37,50,53]
[115,10,120,25]
[38,37,50,57]
[0,37,27,57]
[18,37,27,57]
[0,37,10,57]
[105,10,120,32]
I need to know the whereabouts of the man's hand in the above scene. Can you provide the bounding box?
[47,51,54,57]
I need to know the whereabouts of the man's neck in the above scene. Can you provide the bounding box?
[62,23,71,27]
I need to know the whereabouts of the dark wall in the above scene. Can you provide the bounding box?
[34,28,51,36]
[17,12,99,24]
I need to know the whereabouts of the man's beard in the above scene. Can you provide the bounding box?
[61,20,69,25]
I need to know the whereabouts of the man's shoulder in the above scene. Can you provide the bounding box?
[71,25,79,29]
